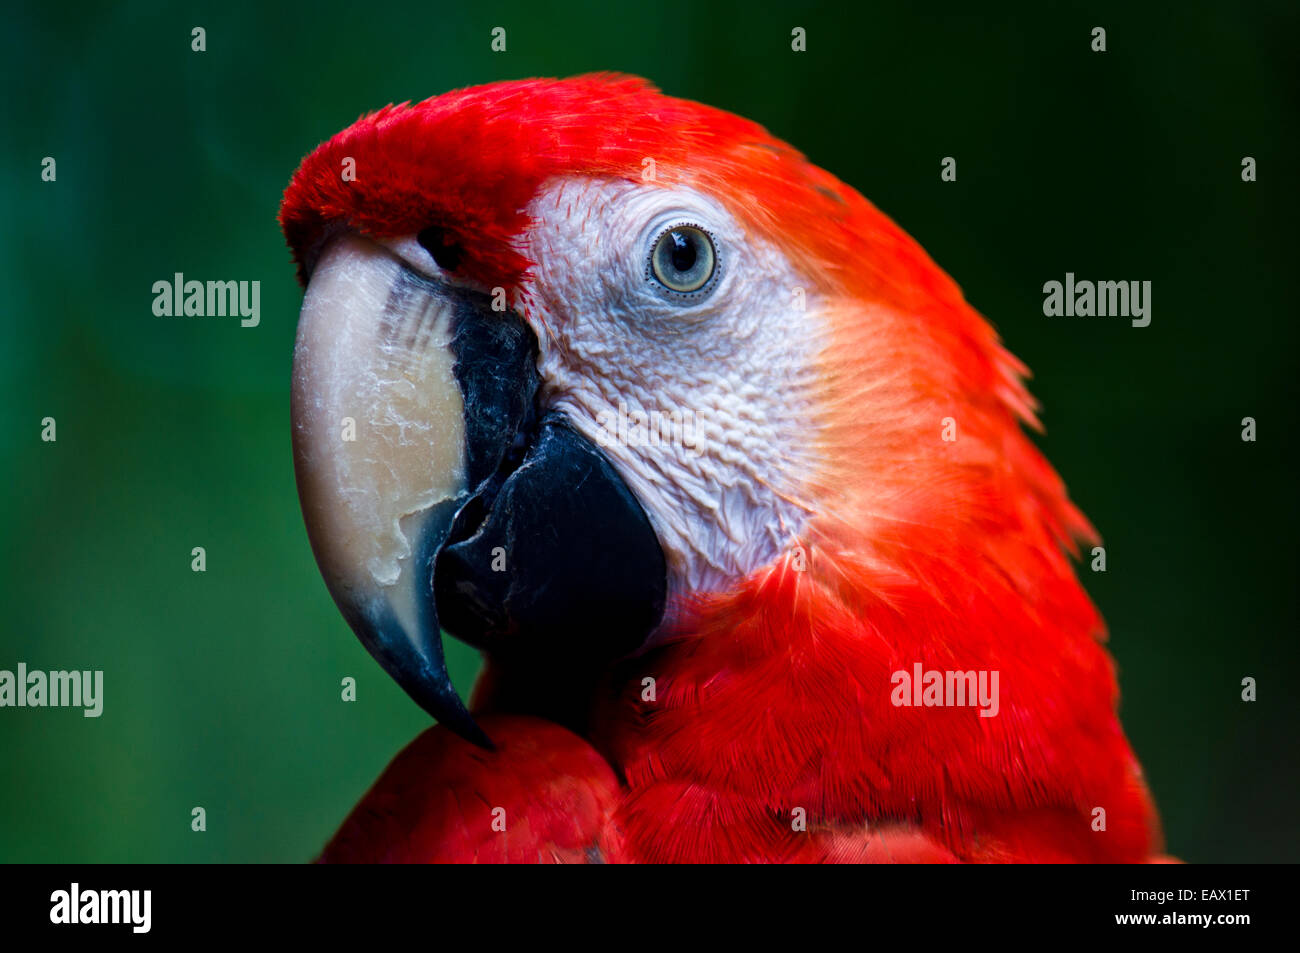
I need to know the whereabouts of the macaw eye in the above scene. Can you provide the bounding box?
[649,224,717,294]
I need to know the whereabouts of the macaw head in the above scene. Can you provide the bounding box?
[281,75,1094,747]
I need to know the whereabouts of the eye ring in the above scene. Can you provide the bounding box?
[647,224,718,296]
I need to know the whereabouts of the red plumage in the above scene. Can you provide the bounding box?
[320,716,627,863]
[288,75,1166,863]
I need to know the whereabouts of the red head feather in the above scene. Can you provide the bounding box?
[284,74,774,288]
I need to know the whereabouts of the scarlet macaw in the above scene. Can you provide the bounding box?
[281,74,1166,863]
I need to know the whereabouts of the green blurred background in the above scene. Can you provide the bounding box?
[1,0,1295,862]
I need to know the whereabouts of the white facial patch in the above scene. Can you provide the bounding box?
[514,178,826,595]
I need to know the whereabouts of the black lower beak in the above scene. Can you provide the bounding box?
[436,413,668,665]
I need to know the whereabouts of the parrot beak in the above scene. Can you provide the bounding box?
[291,234,666,748]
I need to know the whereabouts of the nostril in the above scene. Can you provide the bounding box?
[417,226,464,272]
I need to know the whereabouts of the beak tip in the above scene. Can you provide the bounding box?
[395,653,495,750]
[442,711,495,751]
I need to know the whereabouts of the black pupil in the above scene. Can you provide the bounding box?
[669,231,697,273]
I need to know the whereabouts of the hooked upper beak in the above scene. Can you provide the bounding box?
[290,235,666,747]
